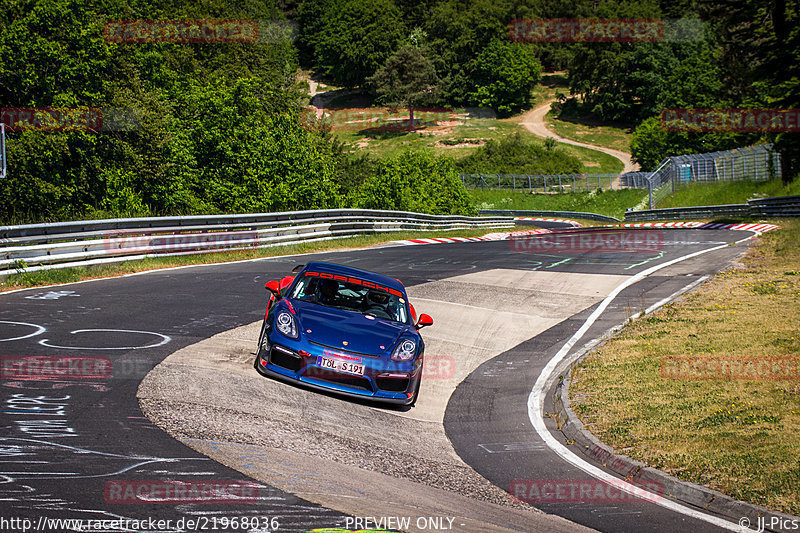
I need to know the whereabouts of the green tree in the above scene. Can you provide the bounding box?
[314,0,406,87]
[173,79,340,214]
[568,42,680,124]
[466,38,541,116]
[423,0,509,104]
[457,132,584,175]
[354,150,475,215]
[0,0,111,107]
[628,1,800,175]
[296,0,341,65]
[0,0,324,223]
[697,0,800,181]
[629,117,744,170]
[367,41,439,131]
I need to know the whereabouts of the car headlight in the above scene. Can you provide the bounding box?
[275,312,298,338]
[391,339,417,362]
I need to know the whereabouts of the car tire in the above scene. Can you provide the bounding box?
[256,319,268,355]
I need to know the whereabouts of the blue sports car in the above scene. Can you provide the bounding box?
[255,261,433,405]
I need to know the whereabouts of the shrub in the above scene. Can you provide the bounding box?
[354,150,475,215]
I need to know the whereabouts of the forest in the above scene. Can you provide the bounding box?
[0,0,797,222]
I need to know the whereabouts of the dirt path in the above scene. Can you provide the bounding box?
[520,99,640,188]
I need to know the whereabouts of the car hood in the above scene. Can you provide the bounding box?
[289,300,414,356]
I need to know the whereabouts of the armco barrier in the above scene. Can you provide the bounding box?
[0,209,514,277]
[478,209,620,223]
[747,194,800,217]
[624,195,800,221]
[623,204,752,222]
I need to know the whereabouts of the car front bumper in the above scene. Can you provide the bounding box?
[255,338,421,405]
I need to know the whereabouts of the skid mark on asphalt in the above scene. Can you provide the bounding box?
[477,442,548,453]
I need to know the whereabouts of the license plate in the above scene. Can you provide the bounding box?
[316,356,365,376]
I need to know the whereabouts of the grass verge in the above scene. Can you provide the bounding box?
[658,179,800,208]
[330,107,623,172]
[553,143,624,173]
[0,227,507,292]
[469,189,647,220]
[569,219,800,515]
[544,110,633,153]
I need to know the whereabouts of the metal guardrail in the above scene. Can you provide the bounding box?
[0,123,6,180]
[0,209,514,277]
[623,195,800,221]
[479,209,620,223]
[623,204,751,222]
[747,195,800,217]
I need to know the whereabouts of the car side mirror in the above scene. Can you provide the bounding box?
[279,275,295,291]
[415,313,433,330]
[265,280,281,298]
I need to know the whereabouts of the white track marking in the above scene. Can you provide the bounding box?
[0,321,46,342]
[528,231,763,532]
[38,329,171,350]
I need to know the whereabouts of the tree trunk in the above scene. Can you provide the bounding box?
[408,106,415,132]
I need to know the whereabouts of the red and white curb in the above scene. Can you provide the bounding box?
[391,236,501,246]
[614,221,780,232]
[515,217,583,227]
[389,221,780,247]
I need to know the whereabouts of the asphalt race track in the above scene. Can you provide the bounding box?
[0,226,760,532]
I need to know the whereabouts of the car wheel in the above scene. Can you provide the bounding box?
[256,319,268,355]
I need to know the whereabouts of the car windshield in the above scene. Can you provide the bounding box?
[290,274,409,324]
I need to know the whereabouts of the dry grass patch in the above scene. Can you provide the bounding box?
[570,219,800,514]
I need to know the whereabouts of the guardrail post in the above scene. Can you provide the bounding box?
[0,123,6,180]
[670,159,676,194]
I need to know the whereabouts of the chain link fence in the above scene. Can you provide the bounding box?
[460,173,618,193]
[461,144,782,211]
[643,144,782,208]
